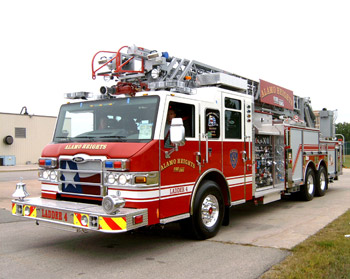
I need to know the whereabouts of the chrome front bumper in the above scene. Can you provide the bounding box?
[11,197,148,233]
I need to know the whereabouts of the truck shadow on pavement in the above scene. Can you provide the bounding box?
[3,187,340,262]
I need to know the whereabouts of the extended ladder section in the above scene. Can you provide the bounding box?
[91,45,259,96]
[91,45,324,130]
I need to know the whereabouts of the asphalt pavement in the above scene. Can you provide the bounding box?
[0,210,288,279]
[1,166,350,279]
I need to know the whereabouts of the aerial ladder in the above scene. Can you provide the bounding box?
[91,44,316,128]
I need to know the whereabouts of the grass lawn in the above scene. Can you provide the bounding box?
[344,155,350,168]
[261,210,350,279]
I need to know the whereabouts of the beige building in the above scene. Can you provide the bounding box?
[0,112,57,165]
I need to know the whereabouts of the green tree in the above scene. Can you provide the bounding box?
[336,122,350,141]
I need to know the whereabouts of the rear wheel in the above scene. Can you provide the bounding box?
[315,166,328,197]
[190,180,224,240]
[300,168,316,201]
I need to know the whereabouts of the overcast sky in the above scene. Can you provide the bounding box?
[1,0,349,123]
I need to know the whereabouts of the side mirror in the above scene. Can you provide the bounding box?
[165,118,185,159]
[170,118,185,147]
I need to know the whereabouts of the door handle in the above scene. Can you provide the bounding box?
[195,152,201,166]
[245,136,251,161]
[242,150,247,162]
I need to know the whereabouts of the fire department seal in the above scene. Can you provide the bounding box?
[230,149,238,169]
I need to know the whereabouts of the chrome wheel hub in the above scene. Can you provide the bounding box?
[319,172,326,191]
[201,194,219,228]
[307,175,315,195]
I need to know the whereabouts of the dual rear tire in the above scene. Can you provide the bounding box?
[301,166,328,201]
[316,166,328,197]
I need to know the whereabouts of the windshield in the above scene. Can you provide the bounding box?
[53,96,159,143]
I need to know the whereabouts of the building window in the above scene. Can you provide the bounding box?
[15,127,26,138]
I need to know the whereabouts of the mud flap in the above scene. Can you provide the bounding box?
[222,205,230,226]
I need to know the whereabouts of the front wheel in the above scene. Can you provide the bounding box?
[300,168,316,201]
[190,180,224,240]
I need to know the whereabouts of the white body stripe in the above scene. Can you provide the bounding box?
[41,183,59,192]
[227,175,252,188]
[41,175,252,202]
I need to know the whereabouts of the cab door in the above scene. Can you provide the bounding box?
[200,104,223,173]
[159,97,200,220]
[222,92,253,203]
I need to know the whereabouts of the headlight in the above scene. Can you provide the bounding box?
[107,173,116,184]
[104,172,159,187]
[39,169,58,182]
[42,170,49,180]
[49,170,57,181]
[118,174,128,185]
[105,172,128,186]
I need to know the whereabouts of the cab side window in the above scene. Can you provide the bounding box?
[166,102,195,138]
[225,97,242,139]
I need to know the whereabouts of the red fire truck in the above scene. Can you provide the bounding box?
[12,45,343,239]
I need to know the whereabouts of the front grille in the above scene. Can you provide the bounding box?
[59,156,105,197]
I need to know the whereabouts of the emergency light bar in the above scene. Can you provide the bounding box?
[104,159,129,171]
[64,92,92,100]
[39,158,57,168]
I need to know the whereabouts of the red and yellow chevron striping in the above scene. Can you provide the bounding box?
[24,205,37,217]
[12,203,16,215]
[99,216,127,231]
[74,213,89,227]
